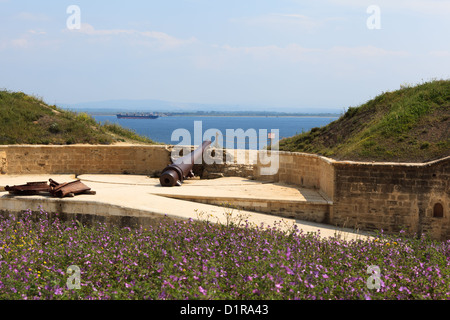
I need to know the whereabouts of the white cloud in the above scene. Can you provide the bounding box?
[429,50,450,57]
[232,13,334,32]
[75,23,134,36]
[69,23,197,49]
[10,38,29,48]
[327,0,450,15]
[5,30,47,49]
[140,30,197,48]
[329,45,409,58]
[28,30,47,35]
[219,43,408,62]
[0,30,57,51]
[221,43,320,62]
[192,43,409,74]
[14,12,49,22]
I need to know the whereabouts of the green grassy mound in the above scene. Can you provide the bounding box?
[0,90,156,145]
[279,80,450,162]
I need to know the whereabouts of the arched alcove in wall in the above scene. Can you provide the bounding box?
[433,203,444,218]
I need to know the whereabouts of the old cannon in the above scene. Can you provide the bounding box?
[160,140,212,187]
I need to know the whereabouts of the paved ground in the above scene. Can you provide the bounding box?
[0,174,373,241]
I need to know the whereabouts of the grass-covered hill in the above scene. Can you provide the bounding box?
[279,80,450,163]
[0,90,156,145]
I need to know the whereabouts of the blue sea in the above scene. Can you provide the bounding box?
[92,115,338,149]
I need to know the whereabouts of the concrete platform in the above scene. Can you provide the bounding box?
[0,174,372,240]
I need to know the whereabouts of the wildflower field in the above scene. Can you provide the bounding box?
[0,208,448,300]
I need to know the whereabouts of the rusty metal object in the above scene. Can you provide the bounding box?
[160,140,212,187]
[49,179,92,198]
[49,179,60,189]
[4,179,95,198]
[4,181,50,195]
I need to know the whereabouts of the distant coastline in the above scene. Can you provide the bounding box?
[165,113,340,118]
[84,110,340,118]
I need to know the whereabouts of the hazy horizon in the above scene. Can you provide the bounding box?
[61,97,342,114]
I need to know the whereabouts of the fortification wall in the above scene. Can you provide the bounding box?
[253,151,335,201]
[0,145,171,175]
[0,145,448,240]
[331,157,450,240]
[254,152,449,240]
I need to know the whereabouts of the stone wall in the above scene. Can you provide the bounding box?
[0,145,171,175]
[253,152,449,240]
[0,144,256,178]
[253,151,335,200]
[331,157,450,240]
[0,151,6,174]
[199,148,257,179]
[0,144,448,240]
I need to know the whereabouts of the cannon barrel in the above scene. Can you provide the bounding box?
[160,140,212,187]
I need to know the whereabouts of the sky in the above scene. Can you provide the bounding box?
[1,0,450,112]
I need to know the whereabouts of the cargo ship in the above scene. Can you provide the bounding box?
[116,112,159,119]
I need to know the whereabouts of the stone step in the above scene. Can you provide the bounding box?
[154,193,331,223]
